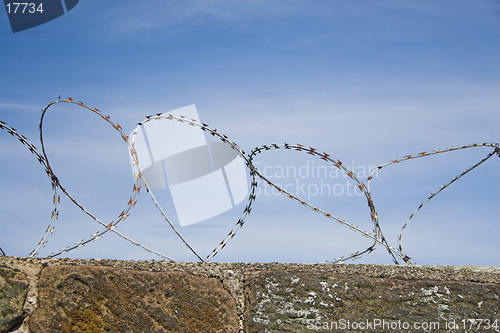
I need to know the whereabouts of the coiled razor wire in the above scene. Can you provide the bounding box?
[0,97,499,264]
[131,114,257,262]
[2,98,175,260]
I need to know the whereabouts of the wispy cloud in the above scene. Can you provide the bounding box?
[0,101,44,112]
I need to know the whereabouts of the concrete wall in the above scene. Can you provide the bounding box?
[1,257,498,332]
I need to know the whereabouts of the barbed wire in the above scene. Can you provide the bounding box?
[1,98,175,260]
[0,97,498,264]
[247,144,404,264]
[366,143,500,264]
[130,114,258,262]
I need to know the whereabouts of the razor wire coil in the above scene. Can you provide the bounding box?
[0,97,498,264]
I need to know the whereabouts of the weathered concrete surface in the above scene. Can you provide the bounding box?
[30,265,238,333]
[244,265,499,332]
[0,257,498,333]
[0,267,28,332]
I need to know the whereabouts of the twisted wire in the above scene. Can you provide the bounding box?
[2,98,175,260]
[0,119,59,256]
[248,144,403,264]
[1,97,498,264]
[130,114,257,262]
[366,143,500,263]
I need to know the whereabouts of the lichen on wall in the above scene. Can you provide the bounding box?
[0,258,498,333]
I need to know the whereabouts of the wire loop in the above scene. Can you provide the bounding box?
[1,98,498,264]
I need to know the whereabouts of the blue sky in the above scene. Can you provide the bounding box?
[1,0,499,265]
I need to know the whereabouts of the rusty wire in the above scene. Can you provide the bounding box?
[130,114,257,262]
[366,143,500,264]
[1,97,498,264]
[2,98,175,260]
